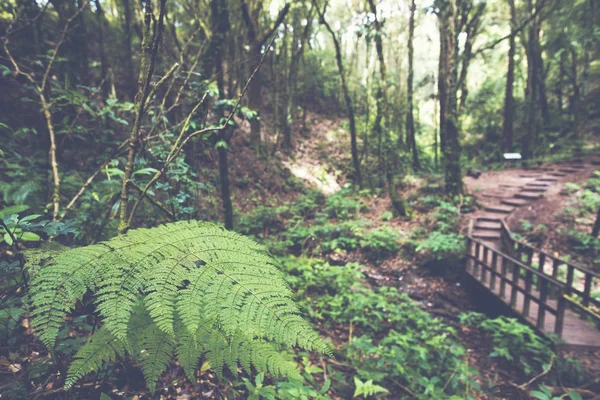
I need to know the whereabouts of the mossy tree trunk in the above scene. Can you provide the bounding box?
[437,0,463,197]
[406,0,419,171]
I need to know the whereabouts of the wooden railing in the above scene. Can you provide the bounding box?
[499,222,600,329]
[466,237,567,336]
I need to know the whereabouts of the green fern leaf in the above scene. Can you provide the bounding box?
[29,221,328,391]
[65,327,125,389]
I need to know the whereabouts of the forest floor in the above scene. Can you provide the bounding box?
[225,111,600,397]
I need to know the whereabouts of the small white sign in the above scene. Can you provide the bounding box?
[503,153,522,160]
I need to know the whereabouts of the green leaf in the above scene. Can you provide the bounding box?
[0,205,29,218]
[567,390,583,400]
[20,214,42,223]
[3,233,13,246]
[132,167,159,177]
[20,232,41,242]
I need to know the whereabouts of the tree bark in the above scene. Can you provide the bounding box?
[592,206,600,237]
[122,0,136,100]
[316,2,362,188]
[438,0,463,196]
[240,0,290,156]
[502,0,516,152]
[367,0,406,215]
[94,0,109,98]
[406,0,419,171]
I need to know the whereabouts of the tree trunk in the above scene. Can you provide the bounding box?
[122,0,136,100]
[317,3,362,187]
[367,0,406,215]
[438,0,463,196]
[502,0,516,152]
[406,0,419,171]
[592,206,600,237]
[95,0,109,98]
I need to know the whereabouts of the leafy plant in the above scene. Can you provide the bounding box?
[353,377,388,398]
[28,221,328,390]
[460,313,552,375]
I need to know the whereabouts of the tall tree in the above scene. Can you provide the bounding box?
[437,0,463,196]
[239,0,290,155]
[502,0,517,152]
[315,1,362,187]
[406,0,419,171]
[367,0,407,216]
[122,0,136,100]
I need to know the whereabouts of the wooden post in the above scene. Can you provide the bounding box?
[555,291,566,337]
[537,279,548,330]
[511,261,519,307]
[490,252,498,291]
[524,270,533,316]
[538,252,546,276]
[582,273,592,308]
[474,242,481,277]
[482,247,489,283]
[500,256,508,298]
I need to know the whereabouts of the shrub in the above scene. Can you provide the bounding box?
[360,227,401,261]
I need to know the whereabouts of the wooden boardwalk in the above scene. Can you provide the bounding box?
[465,156,600,350]
[466,238,600,350]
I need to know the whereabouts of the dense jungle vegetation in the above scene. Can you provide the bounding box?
[1,0,599,398]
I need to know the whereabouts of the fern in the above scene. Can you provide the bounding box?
[28,221,328,390]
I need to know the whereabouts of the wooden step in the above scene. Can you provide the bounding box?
[558,168,579,173]
[549,172,567,177]
[474,221,502,230]
[498,184,520,188]
[526,182,550,187]
[519,174,543,178]
[515,192,543,200]
[537,178,559,182]
[502,198,530,207]
[483,205,514,214]
[521,187,546,193]
[472,230,502,239]
[477,215,505,222]
[482,192,510,199]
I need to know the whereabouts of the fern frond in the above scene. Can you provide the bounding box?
[203,329,302,381]
[65,327,125,389]
[29,221,328,390]
[137,323,176,390]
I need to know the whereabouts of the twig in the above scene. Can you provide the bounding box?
[126,35,276,226]
[518,354,555,389]
[127,180,175,220]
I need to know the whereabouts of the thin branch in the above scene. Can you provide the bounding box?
[126,36,275,225]
[473,0,556,56]
[127,180,175,220]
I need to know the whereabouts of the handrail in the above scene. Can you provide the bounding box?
[469,237,565,288]
[496,221,600,328]
[465,237,567,336]
[500,221,600,279]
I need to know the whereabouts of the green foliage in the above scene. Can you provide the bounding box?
[415,232,466,261]
[28,221,328,390]
[529,385,582,400]
[325,190,368,218]
[360,227,401,261]
[353,377,388,398]
[460,313,552,375]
